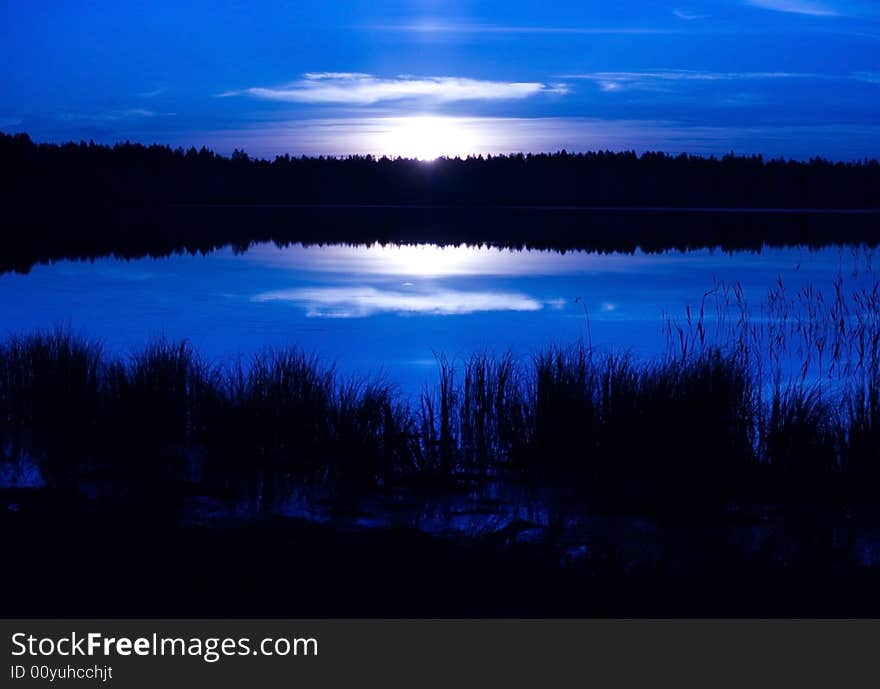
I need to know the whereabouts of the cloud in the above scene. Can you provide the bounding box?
[57,108,158,123]
[137,86,167,98]
[222,73,566,105]
[673,8,710,20]
[361,22,678,35]
[743,0,838,16]
[565,70,880,93]
[564,69,825,92]
[252,286,545,318]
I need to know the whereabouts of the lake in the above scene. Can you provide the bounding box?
[0,241,875,394]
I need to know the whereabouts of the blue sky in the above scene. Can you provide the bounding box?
[2,0,878,159]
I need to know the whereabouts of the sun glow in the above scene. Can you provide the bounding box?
[362,244,487,276]
[244,242,706,278]
[248,243,526,277]
[371,116,482,160]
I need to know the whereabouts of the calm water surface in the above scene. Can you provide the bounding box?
[0,242,873,393]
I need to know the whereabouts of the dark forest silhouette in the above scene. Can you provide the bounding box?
[2,131,880,273]
[4,131,880,208]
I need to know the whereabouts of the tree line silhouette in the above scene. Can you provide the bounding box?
[2,131,880,273]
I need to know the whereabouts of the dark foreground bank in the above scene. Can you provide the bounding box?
[4,495,880,617]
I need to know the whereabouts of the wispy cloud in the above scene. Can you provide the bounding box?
[137,86,167,98]
[222,73,566,105]
[57,108,159,123]
[361,22,678,35]
[744,0,838,16]
[564,69,819,92]
[565,69,880,92]
[252,285,545,318]
[673,8,710,20]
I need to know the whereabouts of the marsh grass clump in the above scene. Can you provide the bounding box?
[649,351,755,468]
[102,339,221,497]
[417,355,458,475]
[221,348,335,475]
[458,352,531,472]
[532,344,599,473]
[0,336,423,503]
[0,328,103,492]
[764,385,840,496]
[840,376,880,493]
[529,345,755,485]
[416,352,532,477]
[329,378,417,487]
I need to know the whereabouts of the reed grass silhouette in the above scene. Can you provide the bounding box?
[3,270,880,508]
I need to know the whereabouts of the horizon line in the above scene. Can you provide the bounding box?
[3,130,879,166]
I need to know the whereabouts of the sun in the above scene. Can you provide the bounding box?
[372,116,481,160]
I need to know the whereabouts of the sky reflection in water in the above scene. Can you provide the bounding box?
[0,242,872,394]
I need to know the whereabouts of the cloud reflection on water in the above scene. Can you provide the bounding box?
[0,241,871,396]
[252,285,547,317]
